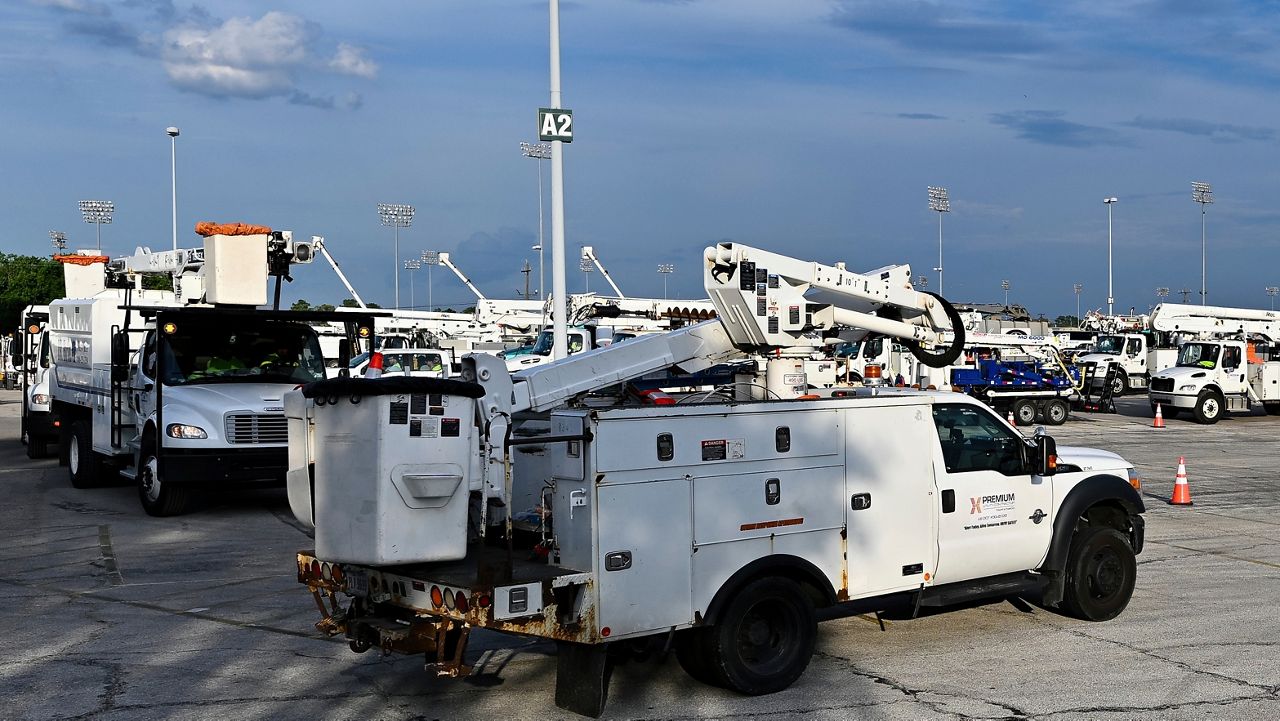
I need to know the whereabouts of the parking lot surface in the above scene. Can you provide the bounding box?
[1,389,1277,720]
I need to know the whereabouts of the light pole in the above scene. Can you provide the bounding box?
[521,141,550,319]
[1156,287,1170,311]
[580,255,593,293]
[1073,283,1083,325]
[421,251,440,311]
[1192,182,1213,306]
[79,200,114,252]
[49,230,66,256]
[404,259,421,310]
[928,186,950,294]
[547,0,569,360]
[657,263,674,299]
[1104,197,1117,315]
[166,126,180,250]
[914,274,928,289]
[1268,287,1279,310]
[1001,279,1010,307]
[1179,288,1193,303]
[377,203,415,309]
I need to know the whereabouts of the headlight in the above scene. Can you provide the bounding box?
[166,423,207,439]
[1178,384,1198,392]
[1126,467,1142,492]
[31,393,49,405]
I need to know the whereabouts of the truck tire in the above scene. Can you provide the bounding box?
[138,435,192,517]
[1192,390,1222,425]
[1264,402,1280,416]
[1112,371,1129,396]
[68,420,103,489]
[674,627,721,687]
[704,576,816,695]
[1012,399,1038,426]
[1060,525,1136,622]
[26,433,48,459]
[1043,399,1070,426]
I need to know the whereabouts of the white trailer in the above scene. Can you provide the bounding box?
[288,242,1144,716]
[1146,303,1280,423]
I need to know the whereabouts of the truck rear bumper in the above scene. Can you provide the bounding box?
[160,447,287,485]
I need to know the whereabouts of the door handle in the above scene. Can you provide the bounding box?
[850,493,871,511]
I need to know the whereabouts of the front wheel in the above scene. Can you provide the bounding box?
[1111,371,1130,396]
[68,420,103,489]
[1043,399,1069,426]
[26,434,48,459]
[1060,525,1136,622]
[1012,399,1038,426]
[138,436,192,516]
[1264,402,1280,416]
[1193,391,1222,425]
[705,577,817,695]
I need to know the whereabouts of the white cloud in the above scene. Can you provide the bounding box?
[34,0,109,15]
[161,11,315,98]
[329,42,377,79]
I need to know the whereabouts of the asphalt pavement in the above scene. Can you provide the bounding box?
[0,389,1276,720]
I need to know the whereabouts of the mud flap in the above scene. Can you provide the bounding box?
[554,641,610,718]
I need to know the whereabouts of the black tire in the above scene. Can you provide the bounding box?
[26,434,48,459]
[1012,399,1038,426]
[138,434,192,517]
[1043,399,1069,426]
[704,577,816,695]
[1060,525,1136,622]
[1112,371,1130,396]
[68,420,103,489]
[1192,390,1222,425]
[674,627,722,687]
[1265,402,1280,416]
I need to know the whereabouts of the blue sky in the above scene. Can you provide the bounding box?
[3,1,1280,317]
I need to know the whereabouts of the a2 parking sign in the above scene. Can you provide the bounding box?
[538,108,573,143]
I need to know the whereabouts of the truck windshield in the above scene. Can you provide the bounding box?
[1176,342,1219,369]
[1093,335,1125,354]
[862,338,884,359]
[160,320,326,386]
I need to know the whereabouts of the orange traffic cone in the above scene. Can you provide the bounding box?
[1169,456,1193,506]
[1152,403,1165,428]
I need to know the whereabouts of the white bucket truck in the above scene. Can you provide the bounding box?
[49,228,381,515]
[288,243,1145,717]
[1147,303,1280,423]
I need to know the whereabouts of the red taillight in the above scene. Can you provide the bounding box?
[430,585,444,608]
[601,626,611,638]
[455,591,469,613]
[309,560,321,579]
[477,594,491,609]
[331,565,344,584]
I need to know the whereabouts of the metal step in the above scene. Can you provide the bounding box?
[919,572,1046,607]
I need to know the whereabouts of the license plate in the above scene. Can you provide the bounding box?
[347,569,369,597]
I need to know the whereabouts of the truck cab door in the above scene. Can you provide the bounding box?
[1219,343,1246,396]
[1127,336,1145,371]
[930,403,1054,585]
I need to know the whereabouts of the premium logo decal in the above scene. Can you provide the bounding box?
[965,492,1017,530]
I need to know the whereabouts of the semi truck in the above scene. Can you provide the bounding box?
[1146,303,1280,423]
[287,242,1145,717]
[49,227,380,515]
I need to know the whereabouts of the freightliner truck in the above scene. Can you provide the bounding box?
[288,243,1145,716]
[49,227,379,515]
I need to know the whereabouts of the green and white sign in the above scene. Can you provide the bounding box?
[538,108,574,143]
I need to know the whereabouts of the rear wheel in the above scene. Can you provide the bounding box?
[26,434,48,459]
[705,577,816,695]
[1060,525,1136,622]
[138,434,192,516]
[1043,399,1069,426]
[68,420,103,489]
[1111,371,1130,396]
[674,627,722,687]
[1193,390,1222,425]
[1012,399,1038,426]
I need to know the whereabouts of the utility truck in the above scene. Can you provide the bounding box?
[1146,303,1280,423]
[288,243,1145,717]
[1074,331,1180,395]
[49,226,380,515]
[14,305,53,457]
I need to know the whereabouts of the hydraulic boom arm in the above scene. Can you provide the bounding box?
[1151,302,1280,341]
[581,246,625,298]
[438,253,488,301]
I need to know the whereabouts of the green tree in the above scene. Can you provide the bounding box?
[291,299,312,311]
[142,273,173,291]
[315,303,336,312]
[0,254,66,330]
[1053,314,1079,327]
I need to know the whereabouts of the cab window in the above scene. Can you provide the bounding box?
[1222,346,1241,370]
[1126,338,1142,356]
[932,403,1027,476]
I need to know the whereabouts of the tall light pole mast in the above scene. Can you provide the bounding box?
[1073,283,1083,325]
[1104,197,1117,316]
[166,126,180,250]
[521,141,550,325]
[928,186,950,294]
[579,255,593,293]
[1156,287,1170,310]
[404,259,421,310]
[1267,287,1279,311]
[377,203,415,309]
[1192,181,1213,306]
[49,230,67,256]
[913,275,928,289]
[421,251,440,312]
[1001,279,1010,307]
[657,263,674,299]
[78,200,114,252]
[547,0,569,359]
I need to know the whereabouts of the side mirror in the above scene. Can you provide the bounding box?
[1034,434,1057,476]
[111,334,130,383]
[10,348,22,367]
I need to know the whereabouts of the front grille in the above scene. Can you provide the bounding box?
[225,413,288,444]
[1150,377,1175,393]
